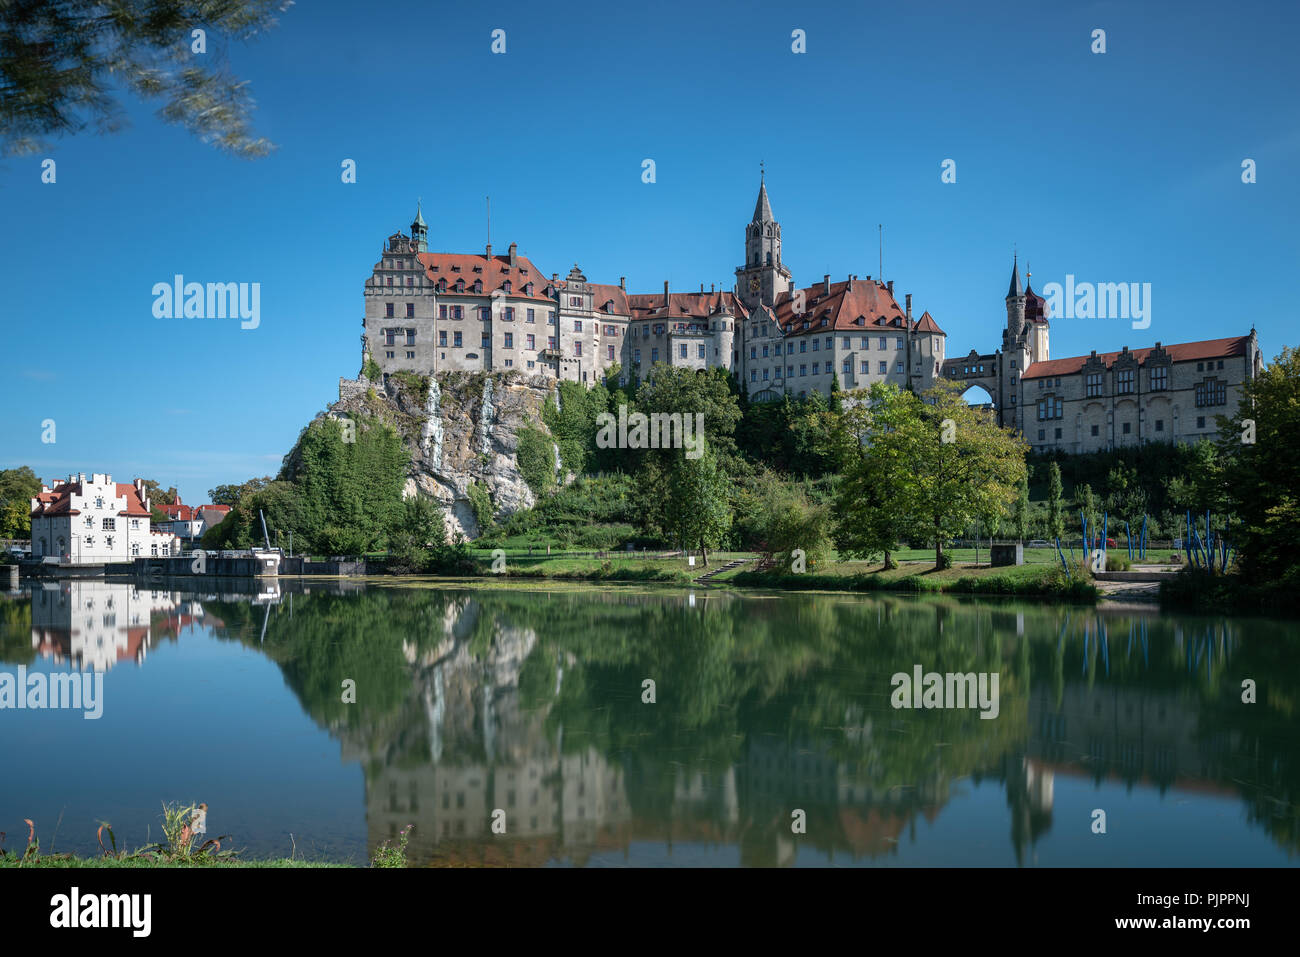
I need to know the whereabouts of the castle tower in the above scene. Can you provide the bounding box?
[410,200,428,253]
[1005,255,1026,336]
[735,172,793,310]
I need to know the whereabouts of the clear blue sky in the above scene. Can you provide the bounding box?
[3,0,1297,503]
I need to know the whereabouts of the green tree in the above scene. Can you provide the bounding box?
[1047,462,1065,540]
[1,0,289,158]
[208,476,271,507]
[832,383,919,569]
[871,381,1027,569]
[661,448,731,565]
[753,474,832,572]
[1218,346,1300,583]
[1013,473,1030,542]
[515,426,557,498]
[0,466,42,538]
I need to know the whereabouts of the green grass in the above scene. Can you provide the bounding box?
[2,855,348,868]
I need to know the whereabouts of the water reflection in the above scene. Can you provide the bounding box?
[1,583,1296,866]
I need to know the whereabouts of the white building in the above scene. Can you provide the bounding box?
[30,473,179,564]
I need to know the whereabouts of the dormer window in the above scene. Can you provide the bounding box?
[451,265,461,272]
[525,282,534,296]
[502,281,512,294]
[455,279,465,292]
[473,280,483,293]
[473,265,483,273]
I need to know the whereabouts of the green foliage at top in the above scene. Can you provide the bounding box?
[208,476,271,507]
[362,356,382,381]
[0,0,289,159]
[465,481,495,535]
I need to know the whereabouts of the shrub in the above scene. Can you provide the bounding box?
[371,825,412,867]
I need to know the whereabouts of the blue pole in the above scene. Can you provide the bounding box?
[1126,521,1133,560]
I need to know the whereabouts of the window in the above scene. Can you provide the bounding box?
[575,342,583,356]
[826,337,833,350]
[527,308,536,323]
[102,518,115,530]
[750,347,757,359]
[385,350,394,358]
[1055,397,1062,419]
[896,361,903,373]
[750,370,758,382]
[842,358,852,373]
[384,329,396,346]
[548,336,557,350]
[1217,360,1224,370]
[1117,369,1134,394]
[480,306,491,321]
[895,337,902,350]
[787,365,794,377]
[842,337,851,348]
[1037,429,1045,441]
[651,347,659,362]
[385,302,394,318]
[1122,422,1131,434]
[1195,379,1227,407]
[439,331,447,346]
[1091,424,1099,436]
[526,334,535,349]
[439,305,448,319]
[633,349,641,363]
[573,320,583,332]
[878,361,887,374]
[569,296,583,307]
[1197,416,1206,429]
[1155,419,1164,432]
[1054,428,1062,440]
[1150,366,1168,390]
[698,345,706,359]
[800,341,807,353]
[453,332,462,347]
[453,305,463,319]
[1197,362,1204,371]
[763,368,769,380]
[1038,400,1047,421]
[679,344,687,358]
[609,345,616,361]
[406,303,415,318]
[878,337,886,349]
[800,364,807,376]
[1086,372,1103,397]
[812,339,819,351]
[504,333,513,348]
[406,329,415,345]
[481,334,490,348]
[860,360,869,373]
[504,307,514,321]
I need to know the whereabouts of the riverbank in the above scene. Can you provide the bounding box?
[1,856,347,868]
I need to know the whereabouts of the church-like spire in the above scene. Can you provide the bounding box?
[752,176,774,223]
[1006,254,1024,299]
[410,199,428,252]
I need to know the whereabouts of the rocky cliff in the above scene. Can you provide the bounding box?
[331,370,558,540]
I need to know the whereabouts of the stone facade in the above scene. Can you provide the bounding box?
[942,260,1263,451]
[354,180,943,403]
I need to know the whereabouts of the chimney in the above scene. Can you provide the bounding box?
[847,275,854,291]
[619,277,626,291]
[508,242,517,267]
[788,280,795,294]
[664,280,670,309]
[887,280,894,296]
[485,243,492,258]
[905,294,912,319]
[551,272,558,282]
[823,274,830,295]
[710,283,715,293]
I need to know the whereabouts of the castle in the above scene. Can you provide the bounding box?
[347,179,1260,452]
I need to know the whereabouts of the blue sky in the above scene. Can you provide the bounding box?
[3,0,1297,503]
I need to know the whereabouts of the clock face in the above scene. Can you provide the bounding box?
[749,277,761,293]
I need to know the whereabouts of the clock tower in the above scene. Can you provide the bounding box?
[735,172,792,310]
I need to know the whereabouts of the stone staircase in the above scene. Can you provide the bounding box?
[693,557,750,584]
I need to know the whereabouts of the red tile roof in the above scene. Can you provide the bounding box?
[417,251,554,301]
[156,503,195,521]
[769,279,944,337]
[116,483,151,517]
[31,480,152,518]
[588,283,631,316]
[627,290,749,321]
[1022,335,1250,380]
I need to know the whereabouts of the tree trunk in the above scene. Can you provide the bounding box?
[935,536,944,570]
[883,548,892,571]
[700,541,709,567]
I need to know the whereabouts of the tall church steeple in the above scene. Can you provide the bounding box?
[736,169,792,310]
